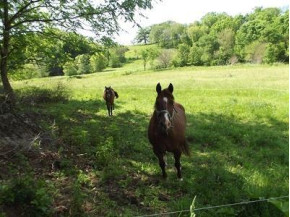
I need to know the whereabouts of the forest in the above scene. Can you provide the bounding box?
[3,7,289,82]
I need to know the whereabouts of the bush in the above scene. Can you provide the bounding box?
[188,45,203,66]
[244,41,267,63]
[109,46,129,68]
[75,54,91,74]
[0,176,53,217]
[90,53,108,72]
[9,64,48,80]
[176,44,190,66]
[17,82,69,104]
[63,61,78,76]
[156,49,174,69]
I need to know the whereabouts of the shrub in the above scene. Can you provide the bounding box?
[90,53,108,72]
[188,44,203,66]
[63,61,78,76]
[244,41,267,63]
[156,49,174,69]
[0,177,53,217]
[17,82,69,104]
[109,46,129,68]
[9,64,48,80]
[75,54,91,74]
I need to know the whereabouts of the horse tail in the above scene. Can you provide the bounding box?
[114,91,119,99]
[181,140,190,156]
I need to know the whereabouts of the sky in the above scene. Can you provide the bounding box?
[113,0,289,45]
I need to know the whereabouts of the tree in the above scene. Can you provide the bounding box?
[140,47,160,70]
[140,49,150,70]
[109,46,128,68]
[75,54,90,74]
[134,27,151,44]
[157,50,174,68]
[90,53,108,72]
[149,21,185,48]
[0,0,155,104]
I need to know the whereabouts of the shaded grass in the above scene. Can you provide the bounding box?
[3,64,289,216]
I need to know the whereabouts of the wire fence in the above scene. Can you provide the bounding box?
[135,195,289,217]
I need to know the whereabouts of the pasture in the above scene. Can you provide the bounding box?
[4,64,289,216]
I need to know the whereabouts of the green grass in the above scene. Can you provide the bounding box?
[7,63,290,216]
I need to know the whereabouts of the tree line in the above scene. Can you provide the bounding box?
[8,28,129,79]
[0,0,154,105]
[135,7,289,66]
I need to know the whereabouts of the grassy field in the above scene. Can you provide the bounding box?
[2,63,289,216]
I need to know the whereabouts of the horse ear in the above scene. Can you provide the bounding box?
[156,83,161,94]
[168,83,173,93]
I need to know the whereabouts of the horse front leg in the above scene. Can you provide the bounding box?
[174,151,182,179]
[155,150,167,178]
[106,103,111,116]
[110,104,113,116]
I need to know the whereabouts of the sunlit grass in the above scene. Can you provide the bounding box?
[11,63,289,216]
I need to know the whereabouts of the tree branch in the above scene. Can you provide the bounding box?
[8,0,43,26]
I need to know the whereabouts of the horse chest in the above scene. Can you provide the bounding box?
[152,133,177,152]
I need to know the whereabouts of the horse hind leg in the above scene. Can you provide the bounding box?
[174,151,182,179]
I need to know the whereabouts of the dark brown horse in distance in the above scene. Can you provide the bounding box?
[103,86,119,116]
[148,83,190,179]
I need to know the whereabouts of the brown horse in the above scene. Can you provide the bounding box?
[103,86,119,116]
[148,83,190,179]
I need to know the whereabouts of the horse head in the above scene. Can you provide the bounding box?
[155,83,176,134]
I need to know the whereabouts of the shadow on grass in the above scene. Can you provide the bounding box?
[7,96,287,216]
[41,96,289,216]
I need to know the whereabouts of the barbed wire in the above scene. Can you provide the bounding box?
[134,195,289,217]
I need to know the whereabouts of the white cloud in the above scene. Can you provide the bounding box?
[114,0,289,45]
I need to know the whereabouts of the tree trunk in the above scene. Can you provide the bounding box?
[1,0,15,106]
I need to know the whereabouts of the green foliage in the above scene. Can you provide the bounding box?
[75,54,91,74]
[90,53,108,72]
[173,44,191,67]
[139,47,160,70]
[188,44,203,65]
[95,136,117,169]
[134,27,151,44]
[63,61,78,76]
[109,46,129,68]
[140,49,150,70]
[190,196,197,217]
[244,41,267,63]
[9,64,48,81]
[156,49,175,69]
[17,82,69,104]
[149,21,186,48]
[0,177,53,217]
[141,8,289,66]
